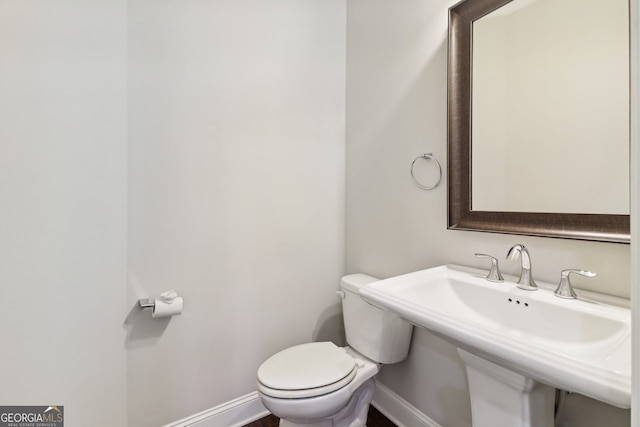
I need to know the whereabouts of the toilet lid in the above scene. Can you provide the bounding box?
[257,342,356,392]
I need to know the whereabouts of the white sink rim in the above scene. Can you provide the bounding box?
[359,264,631,408]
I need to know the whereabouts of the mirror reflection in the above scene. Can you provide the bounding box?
[471,0,629,215]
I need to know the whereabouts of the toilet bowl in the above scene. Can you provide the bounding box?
[258,344,378,426]
[256,274,413,427]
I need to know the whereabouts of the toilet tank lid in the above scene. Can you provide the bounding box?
[340,273,379,293]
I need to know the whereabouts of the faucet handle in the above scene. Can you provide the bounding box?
[475,253,504,282]
[554,269,597,299]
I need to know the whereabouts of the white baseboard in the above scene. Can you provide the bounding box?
[163,392,269,427]
[163,382,440,427]
[372,382,442,427]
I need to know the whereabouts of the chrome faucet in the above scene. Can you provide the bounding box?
[506,244,537,290]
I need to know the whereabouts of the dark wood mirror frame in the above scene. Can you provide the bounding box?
[447,0,630,244]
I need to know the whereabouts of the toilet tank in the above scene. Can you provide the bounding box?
[340,274,413,364]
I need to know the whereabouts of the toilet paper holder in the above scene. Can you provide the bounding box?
[138,299,155,309]
[137,290,184,318]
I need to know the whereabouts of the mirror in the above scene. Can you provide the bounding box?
[448,0,630,243]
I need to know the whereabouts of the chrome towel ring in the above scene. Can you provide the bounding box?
[410,153,442,190]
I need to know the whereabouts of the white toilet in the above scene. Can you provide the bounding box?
[256,274,413,427]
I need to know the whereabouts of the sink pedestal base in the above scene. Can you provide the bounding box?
[458,349,555,427]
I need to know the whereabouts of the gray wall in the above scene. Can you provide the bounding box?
[345,0,630,426]
[127,1,347,425]
[0,1,128,425]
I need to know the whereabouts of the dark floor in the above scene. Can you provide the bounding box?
[244,406,396,427]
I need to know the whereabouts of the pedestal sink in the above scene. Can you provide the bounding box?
[359,265,630,426]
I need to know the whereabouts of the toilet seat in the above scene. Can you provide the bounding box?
[257,342,357,399]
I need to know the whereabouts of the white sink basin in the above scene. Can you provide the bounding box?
[360,264,631,408]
